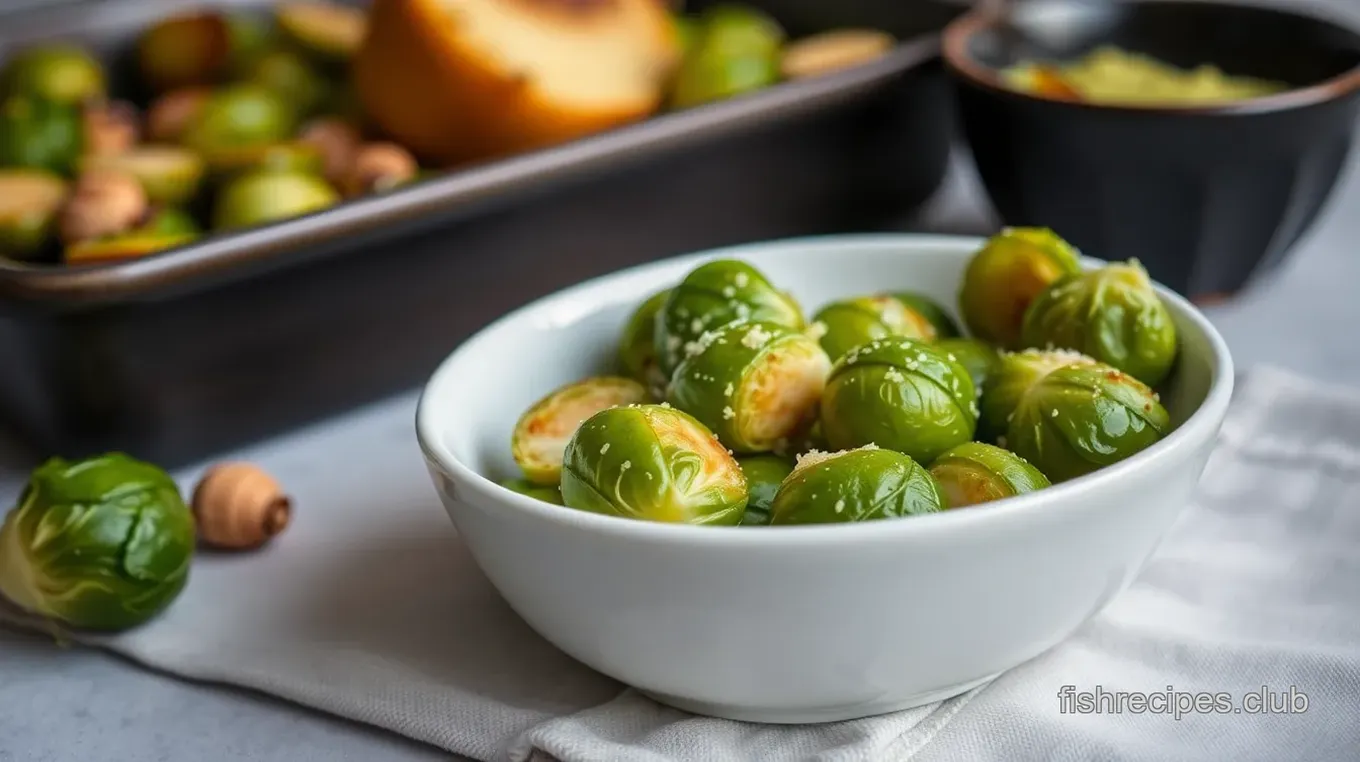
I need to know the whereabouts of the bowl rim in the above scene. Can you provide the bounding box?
[941,0,1360,115]
[415,233,1235,547]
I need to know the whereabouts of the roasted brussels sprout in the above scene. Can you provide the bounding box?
[820,338,977,464]
[277,1,369,63]
[0,169,67,260]
[342,142,418,196]
[669,5,785,109]
[80,99,141,157]
[934,337,1000,395]
[673,14,700,56]
[958,227,1082,349]
[1005,361,1169,482]
[892,291,961,339]
[769,445,944,524]
[298,117,362,185]
[182,85,297,162]
[560,404,748,525]
[137,11,253,92]
[80,146,206,207]
[58,169,148,245]
[811,295,936,363]
[241,48,329,119]
[138,207,201,238]
[511,376,650,486]
[928,442,1049,508]
[0,45,105,105]
[667,320,831,453]
[0,453,195,632]
[205,141,325,179]
[211,167,339,230]
[655,259,804,378]
[500,478,565,506]
[1020,259,1179,388]
[735,453,793,525]
[619,288,671,398]
[0,96,82,175]
[978,348,1098,442]
[64,231,196,264]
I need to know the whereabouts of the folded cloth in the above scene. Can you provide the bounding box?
[3,365,1359,762]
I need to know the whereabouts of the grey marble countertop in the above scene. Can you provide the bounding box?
[4,132,1360,762]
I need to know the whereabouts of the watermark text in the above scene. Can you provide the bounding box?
[1057,685,1309,720]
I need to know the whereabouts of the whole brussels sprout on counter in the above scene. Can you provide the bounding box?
[929,442,1049,509]
[669,4,785,109]
[667,319,831,453]
[958,227,1082,349]
[820,338,977,464]
[1021,259,1178,388]
[0,453,195,632]
[0,96,82,175]
[811,295,935,363]
[655,259,804,378]
[0,45,106,106]
[511,376,650,486]
[892,291,960,339]
[735,453,793,526]
[618,288,671,399]
[999,351,1170,482]
[560,404,748,525]
[769,445,944,525]
[934,337,1000,394]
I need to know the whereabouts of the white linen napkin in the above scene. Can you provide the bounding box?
[3,365,1358,762]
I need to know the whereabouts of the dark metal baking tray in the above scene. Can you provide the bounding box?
[0,0,965,467]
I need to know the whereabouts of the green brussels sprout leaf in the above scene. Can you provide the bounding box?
[810,295,935,363]
[735,453,793,526]
[770,445,944,524]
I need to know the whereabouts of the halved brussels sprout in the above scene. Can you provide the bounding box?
[205,141,325,179]
[277,2,369,62]
[654,259,804,378]
[820,338,977,464]
[1006,362,1169,483]
[1021,259,1178,388]
[958,227,1082,349]
[500,478,565,506]
[0,45,105,105]
[934,338,1000,395]
[80,146,206,207]
[669,4,785,109]
[511,376,650,486]
[929,442,1049,508]
[560,404,748,525]
[769,445,943,524]
[241,48,330,119]
[618,288,672,399]
[211,167,340,230]
[779,28,895,80]
[810,295,935,363]
[0,169,67,260]
[0,453,195,631]
[667,320,831,453]
[64,231,197,264]
[892,291,961,338]
[735,453,793,526]
[978,348,1098,443]
[146,87,212,143]
[182,85,297,161]
[0,96,82,175]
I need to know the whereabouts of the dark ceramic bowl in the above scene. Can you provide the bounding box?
[942,0,1360,300]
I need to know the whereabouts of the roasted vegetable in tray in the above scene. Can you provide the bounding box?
[0,1,897,267]
[496,227,1184,526]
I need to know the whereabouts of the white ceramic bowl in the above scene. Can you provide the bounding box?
[415,234,1234,723]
